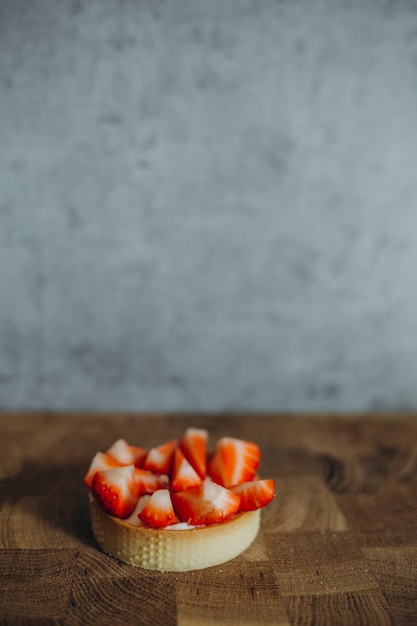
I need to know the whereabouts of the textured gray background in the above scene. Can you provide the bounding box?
[1,0,417,412]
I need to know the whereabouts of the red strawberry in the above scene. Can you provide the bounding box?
[179,427,208,480]
[208,437,260,487]
[138,489,178,528]
[134,468,169,495]
[106,438,148,467]
[230,479,275,511]
[91,465,139,518]
[171,479,241,526]
[142,439,177,474]
[171,447,202,492]
[83,451,124,489]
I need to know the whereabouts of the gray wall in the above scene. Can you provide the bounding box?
[1,0,417,412]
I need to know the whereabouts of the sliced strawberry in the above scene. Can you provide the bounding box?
[142,439,177,475]
[83,451,124,489]
[134,468,169,495]
[171,447,203,492]
[208,437,260,487]
[179,427,208,480]
[138,489,178,528]
[230,479,275,511]
[106,438,148,467]
[91,465,139,518]
[171,479,241,526]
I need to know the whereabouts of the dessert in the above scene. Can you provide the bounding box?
[84,428,275,572]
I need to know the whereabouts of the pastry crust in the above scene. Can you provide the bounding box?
[90,496,260,572]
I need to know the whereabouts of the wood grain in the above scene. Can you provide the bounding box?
[1,412,417,625]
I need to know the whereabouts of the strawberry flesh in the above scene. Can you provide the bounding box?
[142,439,177,475]
[171,479,241,526]
[85,430,274,529]
[171,447,202,492]
[230,479,275,511]
[83,451,124,489]
[134,468,169,495]
[208,437,260,487]
[106,438,148,467]
[138,489,178,528]
[179,427,208,480]
[92,465,139,518]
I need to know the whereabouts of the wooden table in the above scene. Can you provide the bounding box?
[1,412,417,625]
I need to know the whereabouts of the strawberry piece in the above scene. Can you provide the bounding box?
[91,465,139,518]
[142,439,177,475]
[138,489,178,528]
[171,479,241,526]
[83,451,124,489]
[171,447,203,492]
[179,427,208,480]
[134,468,169,495]
[230,479,275,511]
[208,437,260,487]
[106,438,148,467]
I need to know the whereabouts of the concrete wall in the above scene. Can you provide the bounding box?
[1,0,417,412]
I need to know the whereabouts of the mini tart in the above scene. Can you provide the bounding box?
[89,496,260,572]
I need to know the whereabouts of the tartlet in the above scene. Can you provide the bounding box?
[90,495,261,572]
[84,428,275,572]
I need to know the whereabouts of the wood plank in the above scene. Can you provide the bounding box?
[1,412,417,624]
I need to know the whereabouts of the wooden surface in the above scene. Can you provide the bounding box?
[1,412,417,625]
